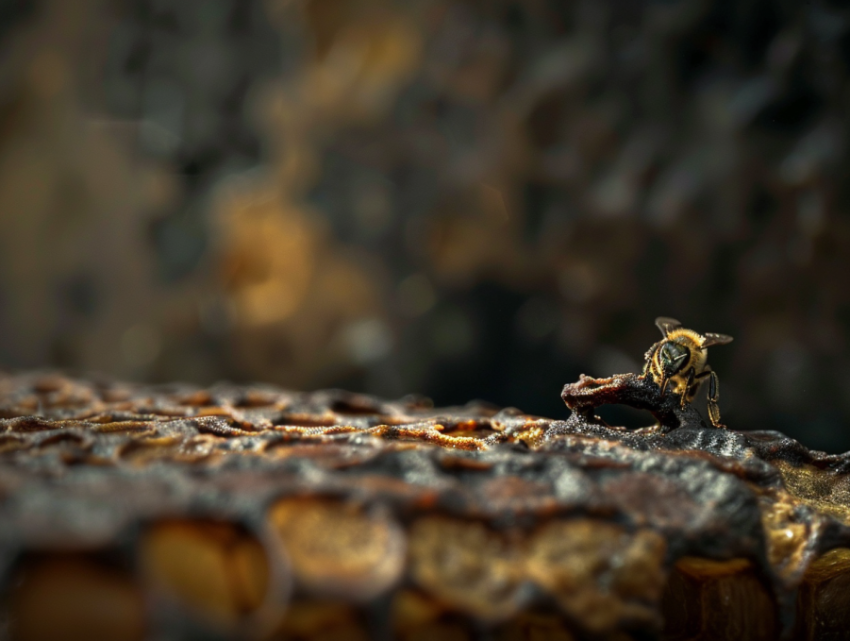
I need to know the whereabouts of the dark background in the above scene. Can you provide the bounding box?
[2,0,850,451]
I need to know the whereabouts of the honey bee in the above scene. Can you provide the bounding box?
[642,317,733,428]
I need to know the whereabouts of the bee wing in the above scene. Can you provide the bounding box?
[701,332,733,347]
[655,317,682,336]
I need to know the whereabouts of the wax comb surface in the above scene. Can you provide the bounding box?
[1,371,849,640]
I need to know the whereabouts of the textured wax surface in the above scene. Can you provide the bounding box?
[1,371,850,640]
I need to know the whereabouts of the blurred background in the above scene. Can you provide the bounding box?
[1,0,849,450]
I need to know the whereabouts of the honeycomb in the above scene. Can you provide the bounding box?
[0,371,848,640]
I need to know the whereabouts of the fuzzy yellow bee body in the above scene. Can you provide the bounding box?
[642,317,733,428]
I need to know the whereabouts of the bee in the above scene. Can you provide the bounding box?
[642,317,733,428]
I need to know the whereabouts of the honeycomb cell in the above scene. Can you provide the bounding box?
[268,497,405,600]
[526,519,666,634]
[6,555,145,641]
[795,548,850,641]
[660,557,777,641]
[407,517,525,621]
[140,520,270,624]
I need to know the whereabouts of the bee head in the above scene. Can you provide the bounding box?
[658,340,690,378]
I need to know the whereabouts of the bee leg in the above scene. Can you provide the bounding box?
[707,370,726,429]
[680,368,695,408]
[640,342,659,379]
